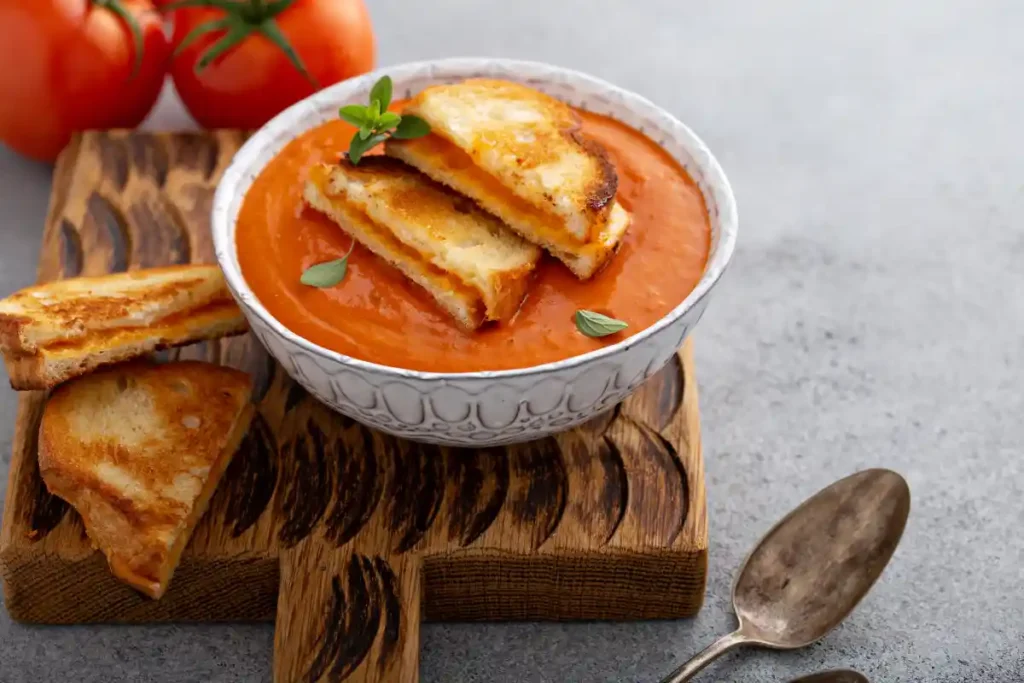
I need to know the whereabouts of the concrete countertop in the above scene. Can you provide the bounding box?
[1,1,1021,681]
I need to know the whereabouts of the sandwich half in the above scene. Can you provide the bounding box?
[303,158,541,330]
[385,79,631,279]
[38,361,254,599]
[0,265,247,390]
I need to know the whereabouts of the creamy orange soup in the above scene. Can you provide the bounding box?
[236,108,710,372]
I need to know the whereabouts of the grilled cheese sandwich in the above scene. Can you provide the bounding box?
[303,158,541,329]
[386,79,631,278]
[0,265,248,390]
[38,361,254,599]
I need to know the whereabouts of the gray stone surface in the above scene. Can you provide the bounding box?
[1,0,1022,681]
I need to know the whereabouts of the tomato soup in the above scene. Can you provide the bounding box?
[235,110,710,372]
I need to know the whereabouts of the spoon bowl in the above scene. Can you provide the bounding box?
[733,468,910,648]
[787,670,869,683]
[660,469,910,681]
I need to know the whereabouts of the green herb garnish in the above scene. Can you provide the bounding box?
[341,75,430,163]
[392,115,430,139]
[575,310,628,338]
[300,241,355,288]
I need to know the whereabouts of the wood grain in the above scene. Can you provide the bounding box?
[0,132,708,683]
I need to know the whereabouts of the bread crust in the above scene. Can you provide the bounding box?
[571,131,618,214]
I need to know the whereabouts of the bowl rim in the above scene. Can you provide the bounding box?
[212,57,738,381]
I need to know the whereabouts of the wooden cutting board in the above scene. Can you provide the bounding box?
[0,131,708,683]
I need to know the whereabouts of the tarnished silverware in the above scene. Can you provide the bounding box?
[787,670,869,683]
[659,469,910,682]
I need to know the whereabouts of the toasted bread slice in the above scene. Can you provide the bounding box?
[386,79,631,278]
[0,265,247,390]
[303,159,541,329]
[388,135,631,278]
[38,361,254,599]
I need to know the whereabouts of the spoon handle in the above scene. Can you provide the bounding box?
[658,630,748,683]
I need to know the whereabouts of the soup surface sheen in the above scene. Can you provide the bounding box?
[236,109,710,372]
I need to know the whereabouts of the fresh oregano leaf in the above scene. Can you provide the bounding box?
[338,104,368,127]
[300,259,348,288]
[392,114,431,139]
[369,75,393,111]
[575,310,628,338]
[300,241,356,287]
[342,76,432,163]
[376,111,401,132]
[348,132,388,164]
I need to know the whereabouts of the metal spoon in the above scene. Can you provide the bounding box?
[787,671,869,683]
[660,469,910,682]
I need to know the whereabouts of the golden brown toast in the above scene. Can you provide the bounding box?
[386,79,632,278]
[38,361,254,599]
[0,265,248,390]
[303,158,541,329]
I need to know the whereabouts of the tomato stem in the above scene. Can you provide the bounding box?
[93,0,145,78]
[167,0,315,87]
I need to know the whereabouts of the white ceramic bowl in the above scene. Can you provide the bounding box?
[212,58,737,447]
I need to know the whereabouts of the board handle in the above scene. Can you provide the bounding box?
[275,543,421,683]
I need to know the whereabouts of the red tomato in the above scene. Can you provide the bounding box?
[170,0,376,129]
[0,0,170,162]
